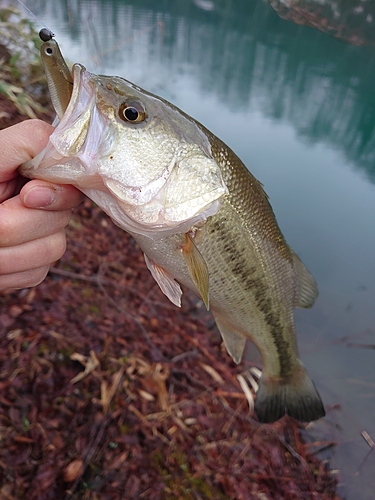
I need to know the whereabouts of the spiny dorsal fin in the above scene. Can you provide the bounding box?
[292,251,318,309]
[213,314,246,364]
[182,233,209,310]
[144,254,182,307]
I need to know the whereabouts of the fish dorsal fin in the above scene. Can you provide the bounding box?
[144,254,182,307]
[292,251,319,308]
[182,233,210,310]
[213,314,246,364]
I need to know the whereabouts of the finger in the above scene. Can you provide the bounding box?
[0,120,54,182]
[0,265,50,292]
[0,195,71,247]
[0,230,66,275]
[0,177,19,204]
[20,180,85,210]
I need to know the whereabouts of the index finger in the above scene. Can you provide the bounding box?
[0,120,54,182]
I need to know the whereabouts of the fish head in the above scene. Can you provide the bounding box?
[21,64,227,236]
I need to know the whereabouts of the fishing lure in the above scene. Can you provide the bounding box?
[38,30,73,119]
[39,27,55,42]
[16,0,73,118]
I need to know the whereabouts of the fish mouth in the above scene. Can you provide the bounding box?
[20,64,102,181]
[50,64,96,157]
[57,63,86,125]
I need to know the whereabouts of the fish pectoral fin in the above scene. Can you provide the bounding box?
[182,233,209,310]
[144,254,182,307]
[213,314,246,364]
[292,251,319,308]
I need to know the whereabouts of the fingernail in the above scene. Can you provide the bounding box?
[23,186,57,208]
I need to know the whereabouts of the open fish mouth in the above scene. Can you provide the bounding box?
[20,64,108,183]
[46,63,106,165]
[50,63,93,155]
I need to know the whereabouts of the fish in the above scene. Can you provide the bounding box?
[20,39,325,424]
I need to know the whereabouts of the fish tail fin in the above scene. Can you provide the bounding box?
[254,364,325,423]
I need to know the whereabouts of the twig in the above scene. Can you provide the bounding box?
[278,435,310,471]
[128,404,170,445]
[171,350,199,363]
[49,266,113,285]
[362,430,375,448]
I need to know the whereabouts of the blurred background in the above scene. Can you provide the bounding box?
[7,0,375,498]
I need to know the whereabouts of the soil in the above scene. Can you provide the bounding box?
[0,103,340,499]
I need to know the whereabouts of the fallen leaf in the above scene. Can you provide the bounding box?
[63,459,84,482]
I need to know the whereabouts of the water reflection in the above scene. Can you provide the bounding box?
[269,0,375,46]
[12,0,375,498]
[24,0,375,183]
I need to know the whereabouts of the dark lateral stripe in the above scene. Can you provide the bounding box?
[208,212,293,377]
[229,259,293,377]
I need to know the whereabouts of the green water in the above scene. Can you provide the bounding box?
[18,0,375,498]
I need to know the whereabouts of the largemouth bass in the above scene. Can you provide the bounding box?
[20,39,325,424]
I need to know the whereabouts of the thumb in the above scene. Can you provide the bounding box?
[0,119,54,182]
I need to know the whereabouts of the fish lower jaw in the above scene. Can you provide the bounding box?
[91,191,221,238]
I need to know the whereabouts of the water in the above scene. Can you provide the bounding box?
[12,0,375,497]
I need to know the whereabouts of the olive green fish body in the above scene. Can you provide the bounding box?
[20,59,325,423]
[131,131,323,422]
[133,135,299,376]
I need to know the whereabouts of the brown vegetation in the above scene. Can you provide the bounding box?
[0,193,339,498]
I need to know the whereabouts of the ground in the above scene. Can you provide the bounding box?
[0,98,339,499]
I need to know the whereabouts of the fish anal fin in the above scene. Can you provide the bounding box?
[255,362,325,423]
[182,233,209,310]
[292,251,319,308]
[144,254,182,307]
[213,314,246,364]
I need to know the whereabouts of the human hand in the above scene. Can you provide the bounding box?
[0,119,84,292]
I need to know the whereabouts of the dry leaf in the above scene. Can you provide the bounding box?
[64,459,84,482]
[138,390,155,401]
[0,483,15,500]
[109,451,129,470]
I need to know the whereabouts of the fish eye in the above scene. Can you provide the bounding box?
[44,45,54,56]
[118,102,146,123]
